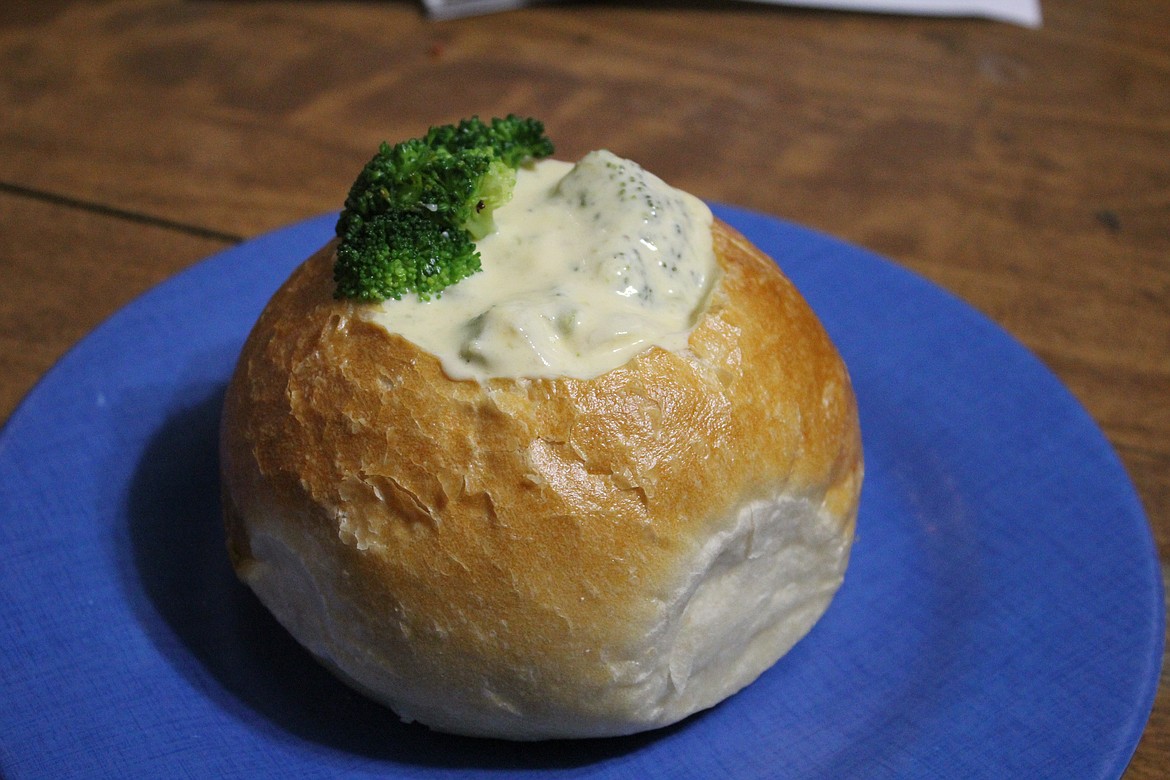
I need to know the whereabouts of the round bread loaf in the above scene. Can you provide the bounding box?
[220,217,863,740]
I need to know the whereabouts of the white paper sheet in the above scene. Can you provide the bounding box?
[422,0,1041,27]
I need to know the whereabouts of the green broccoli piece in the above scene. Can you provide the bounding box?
[422,115,555,168]
[333,115,554,302]
[333,211,480,303]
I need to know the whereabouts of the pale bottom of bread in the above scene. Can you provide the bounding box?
[236,485,851,740]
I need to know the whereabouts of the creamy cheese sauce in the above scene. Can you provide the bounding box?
[362,150,718,380]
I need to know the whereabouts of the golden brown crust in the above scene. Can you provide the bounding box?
[220,217,862,733]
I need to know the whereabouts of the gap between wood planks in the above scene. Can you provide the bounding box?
[0,180,244,244]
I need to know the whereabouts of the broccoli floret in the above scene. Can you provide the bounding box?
[422,115,555,168]
[333,211,480,303]
[333,115,554,302]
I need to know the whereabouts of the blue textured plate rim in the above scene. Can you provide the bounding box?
[0,205,1163,779]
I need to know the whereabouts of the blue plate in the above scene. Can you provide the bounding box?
[0,206,1162,778]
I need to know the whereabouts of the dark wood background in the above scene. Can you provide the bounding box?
[2,0,1166,774]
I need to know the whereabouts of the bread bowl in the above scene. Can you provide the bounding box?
[220,138,862,740]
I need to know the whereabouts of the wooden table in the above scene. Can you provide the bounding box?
[2,0,1166,774]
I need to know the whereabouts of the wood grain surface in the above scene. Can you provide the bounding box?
[2,0,1166,775]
